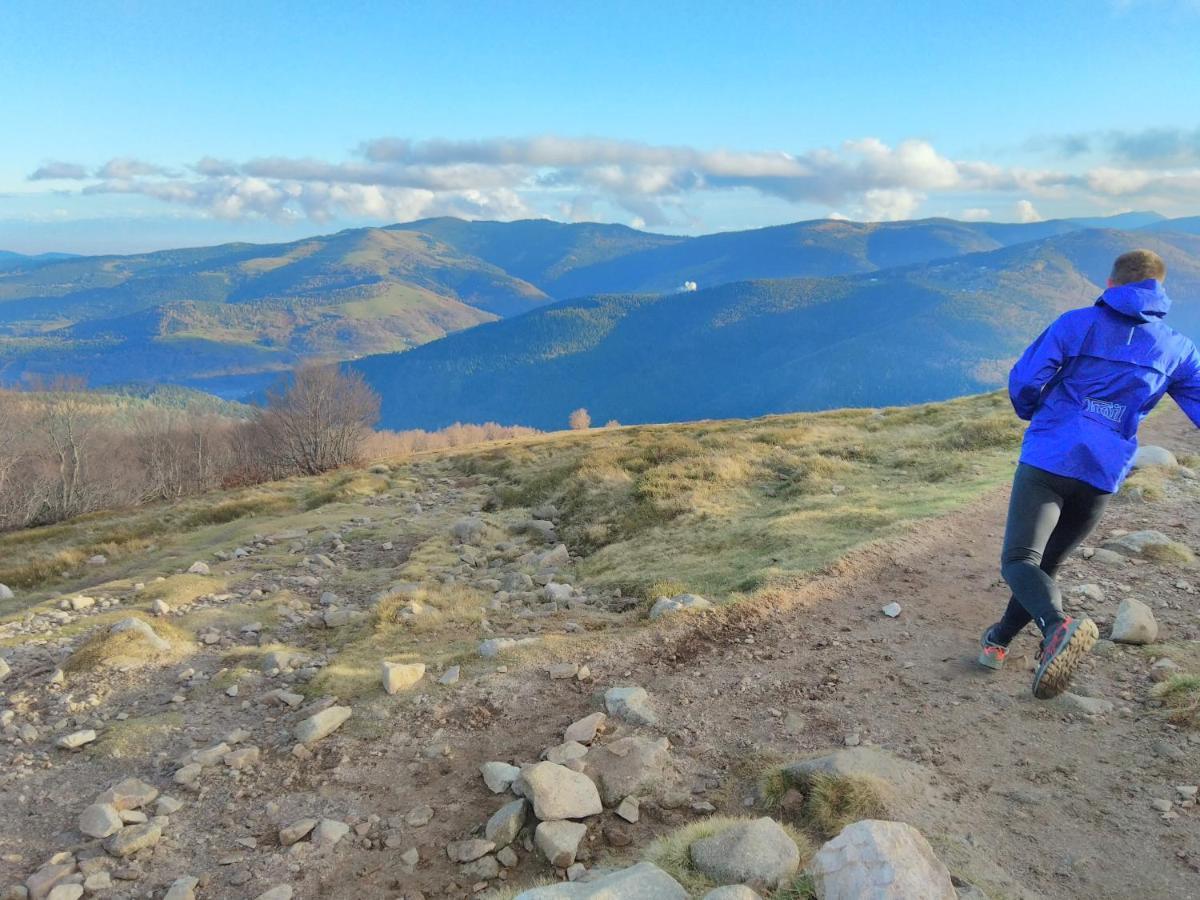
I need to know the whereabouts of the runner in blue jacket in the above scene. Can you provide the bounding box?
[980,249,1200,698]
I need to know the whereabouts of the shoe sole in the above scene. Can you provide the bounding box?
[1033,618,1099,699]
[977,649,1004,671]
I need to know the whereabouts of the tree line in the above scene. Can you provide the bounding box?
[0,364,537,532]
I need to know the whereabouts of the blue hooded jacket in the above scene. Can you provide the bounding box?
[1010,278,1200,493]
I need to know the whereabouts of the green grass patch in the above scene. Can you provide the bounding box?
[1153,673,1200,728]
[64,617,193,674]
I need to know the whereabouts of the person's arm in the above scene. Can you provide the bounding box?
[1167,342,1200,428]
[1009,318,1067,421]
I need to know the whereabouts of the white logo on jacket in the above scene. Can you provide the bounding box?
[1083,398,1127,423]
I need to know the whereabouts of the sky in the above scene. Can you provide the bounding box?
[4,0,1200,253]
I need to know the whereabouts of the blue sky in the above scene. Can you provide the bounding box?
[4,0,1200,253]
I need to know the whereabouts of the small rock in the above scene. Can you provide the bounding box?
[481,761,521,794]
[406,805,434,827]
[535,821,587,868]
[485,799,527,848]
[702,888,763,900]
[1111,598,1159,644]
[104,821,162,857]
[881,602,902,618]
[253,888,293,900]
[511,862,687,899]
[616,796,640,823]
[807,819,955,899]
[78,803,124,839]
[605,686,658,725]
[649,593,714,620]
[56,730,97,750]
[313,819,350,846]
[381,661,426,693]
[689,817,799,889]
[1133,445,1178,469]
[521,762,603,820]
[565,712,606,744]
[187,561,211,576]
[280,818,318,846]
[163,876,199,900]
[294,705,351,743]
[1051,693,1115,716]
[439,666,461,685]
[446,839,495,863]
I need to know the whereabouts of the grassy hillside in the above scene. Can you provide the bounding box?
[0,391,1020,613]
[352,229,1200,430]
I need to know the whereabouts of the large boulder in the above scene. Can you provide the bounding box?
[1111,598,1159,644]
[520,761,603,820]
[1133,445,1178,469]
[583,735,673,806]
[689,817,800,889]
[807,819,955,899]
[1103,530,1180,558]
[513,862,687,899]
[604,686,658,725]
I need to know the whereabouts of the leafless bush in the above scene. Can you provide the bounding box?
[363,422,540,459]
[569,407,592,430]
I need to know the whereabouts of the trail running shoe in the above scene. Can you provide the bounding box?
[978,626,1008,671]
[1032,616,1098,699]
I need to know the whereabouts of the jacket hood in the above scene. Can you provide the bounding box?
[1096,278,1170,322]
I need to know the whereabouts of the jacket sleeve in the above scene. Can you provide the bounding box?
[1009,318,1067,421]
[1168,342,1200,428]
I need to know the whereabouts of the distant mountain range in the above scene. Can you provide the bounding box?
[351,226,1200,430]
[2,211,1197,420]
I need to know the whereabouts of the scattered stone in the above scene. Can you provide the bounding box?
[45,887,82,900]
[479,637,539,657]
[104,821,162,857]
[56,730,97,750]
[0,583,12,600]
[881,602,902,618]
[253,888,293,900]
[565,712,606,744]
[498,845,519,868]
[0,657,9,682]
[82,873,111,893]
[545,741,589,765]
[1150,798,1174,813]
[616,796,640,823]
[78,803,123,839]
[187,561,211,576]
[312,819,350,846]
[109,617,171,651]
[447,839,495,863]
[381,661,426,693]
[224,746,260,769]
[689,817,800,890]
[807,819,955,899]
[1073,583,1105,603]
[97,778,158,810]
[1051,693,1115,716]
[521,762,603,820]
[406,805,434,827]
[604,686,658,725]
[294,705,351,743]
[1088,547,1128,566]
[1111,598,1158,644]
[25,862,76,900]
[280,817,318,846]
[535,821,587,868]
[512,862,687,899]
[584,735,672,806]
[452,517,486,545]
[485,799,527,848]
[155,796,183,816]
[439,665,461,685]
[163,876,199,900]
[1151,658,1181,682]
[152,598,170,616]
[481,761,521,793]
[649,593,714,620]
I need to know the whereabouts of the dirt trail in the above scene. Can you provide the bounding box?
[347,406,1199,899]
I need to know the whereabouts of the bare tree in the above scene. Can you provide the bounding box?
[254,364,381,475]
[569,407,592,430]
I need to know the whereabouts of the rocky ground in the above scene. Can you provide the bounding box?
[2,409,1199,899]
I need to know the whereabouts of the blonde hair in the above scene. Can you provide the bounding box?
[1110,249,1166,285]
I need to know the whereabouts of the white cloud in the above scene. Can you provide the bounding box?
[960,207,993,221]
[28,132,1200,227]
[1015,199,1043,223]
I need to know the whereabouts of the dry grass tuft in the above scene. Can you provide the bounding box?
[64,617,192,673]
[1153,673,1200,728]
[643,815,814,895]
[800,773,891,839]
[1142,540,1196,566]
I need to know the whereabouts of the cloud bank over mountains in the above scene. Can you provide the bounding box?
[25,128,1200,229]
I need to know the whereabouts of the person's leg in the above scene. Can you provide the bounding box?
[991,473,1110,645]
[994,464,1068,644]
